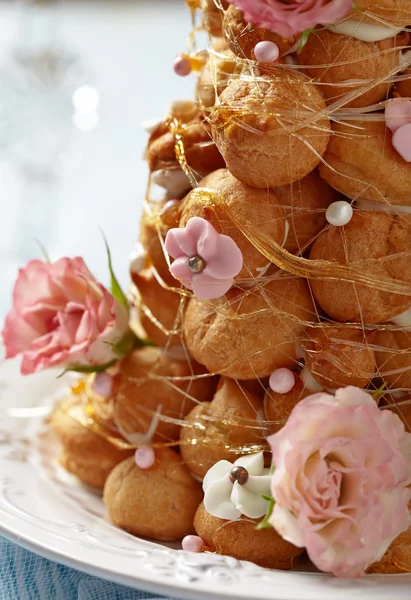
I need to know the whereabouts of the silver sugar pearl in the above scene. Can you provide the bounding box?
[229,466,249,485]
[188,255,206,274]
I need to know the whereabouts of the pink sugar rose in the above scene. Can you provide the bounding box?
[267,387,411,578]
[2,257,130,375]
[165,217,243,300]
[227,0,353,38]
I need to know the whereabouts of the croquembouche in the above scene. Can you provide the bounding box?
[3,0,411,578]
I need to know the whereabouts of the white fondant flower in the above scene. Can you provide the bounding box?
[203,453,271,520]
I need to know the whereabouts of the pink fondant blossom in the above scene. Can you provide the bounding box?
[164,217,243,300]
[385,98,411,163]
[227,0,352,38]
[267,386,411,578]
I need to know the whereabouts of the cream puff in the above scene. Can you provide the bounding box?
[302,325,376,388]
[375,328,411,391]
[298,28,409,108]
[113,346,218,444]
[179,169,285,280]
[139,202,177,286]
[349,1,411,27]
[264,372,313,434]
[180,377,264,479]
[309,211,411,324]
[184,276,314,379]
[130,269,183,347]
[104,450,203,540]
[319,119,411,206]
[202,0,229,38]
[196,48,241,109]
[148,116,225,182]
[210,72,330,188]
[367,523,411,573]
[51,400,133,489]
[275,169,340,254]
[223,4,299,60]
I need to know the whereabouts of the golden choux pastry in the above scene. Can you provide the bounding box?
[367,524,411,573]
[302,326,377,389]
[298,29,408,108]
[51,404,133,489]
[349,0,411,26]
[264,373,312,434]
[113,346,218,443]
[184,276,314,379]
[396,66,411,97]
[202,0,229,37]
[179,169,285,280]
[275,169,339,254]
[104,450,203,541]
[139,203,176,286]
[194,502,303,569]
[196,48,241,109]
[223,4,299,60]
[374,329,411,390]
[310,211,411,324]
[180,377,264,479]
[147,116,225,177]
[131,269,183,347]
[210,72,330,188]
[241,377,269,398]
[386,399,411,432]
[319,120,411,206]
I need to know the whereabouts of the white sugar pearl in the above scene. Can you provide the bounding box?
[326,201,353,227]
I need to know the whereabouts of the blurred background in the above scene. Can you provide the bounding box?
[0,0,193,321]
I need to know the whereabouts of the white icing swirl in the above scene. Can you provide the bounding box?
[300,367,324,393]
[151,168,191,199]
[327,19,403,43]
[129,242,148,275]
[203,453,271,520]
[392,308,411,328]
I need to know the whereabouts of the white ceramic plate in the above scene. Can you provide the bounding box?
[0,357,410,600]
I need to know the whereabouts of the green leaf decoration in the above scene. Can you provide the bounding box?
[34,238,51,263]
[297,28,313,54]
[255,494,275,531]
[102,232,129,312]
[57,360,117,377]
[372,382,387,401]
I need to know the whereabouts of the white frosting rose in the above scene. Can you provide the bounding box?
[203,453,271,520]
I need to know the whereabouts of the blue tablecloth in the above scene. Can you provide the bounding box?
[0,535,175,600]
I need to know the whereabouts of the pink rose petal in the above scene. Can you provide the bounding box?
[227,0,352,39]
[267,386,411,578]
[2,257,130,375]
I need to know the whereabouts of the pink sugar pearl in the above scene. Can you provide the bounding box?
[173,55,192,77]
[92,372,113,399]
[392,124,411,162]
[254,41,279,63]
[269,368,296,394]
[134,446,156,470]
[182,535,204,553]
